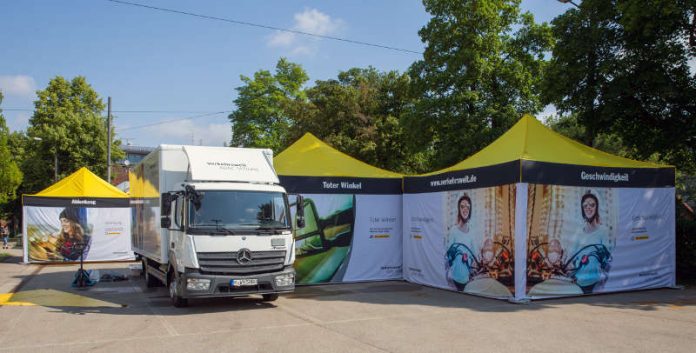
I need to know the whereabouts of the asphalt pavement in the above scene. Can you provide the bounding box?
[1,245,695,353]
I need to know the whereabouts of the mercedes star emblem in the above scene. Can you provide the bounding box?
[236,248,253,264]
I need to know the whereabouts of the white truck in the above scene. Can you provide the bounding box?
[130,145,304,307]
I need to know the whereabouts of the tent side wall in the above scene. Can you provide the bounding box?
[23,196,134,263]
[276,133,405,285]
[403,162,521,300]
[281,176,404,285]
[520,161,676,300]
[403,159,676,301]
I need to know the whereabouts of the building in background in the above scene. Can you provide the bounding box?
[111,145,155,189]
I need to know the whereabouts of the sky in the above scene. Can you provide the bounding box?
[0,0,575,148]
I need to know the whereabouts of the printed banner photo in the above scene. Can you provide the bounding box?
[292,193,402,284]
[25,206,133,262]
[404,184,516,299]
[525,185,675,298]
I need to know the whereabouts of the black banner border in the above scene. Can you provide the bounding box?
[521,161,675,188]
[23,196,131,208]
[403,161,520,193]
[278,176,402,195]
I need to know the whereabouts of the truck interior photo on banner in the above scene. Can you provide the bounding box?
[293,194,355,284]
[291,193,403,284]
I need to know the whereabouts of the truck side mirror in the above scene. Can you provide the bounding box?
[295,195,305,229]
[161,193,173,229]
[161,216,171,229]
[161,193,173,214]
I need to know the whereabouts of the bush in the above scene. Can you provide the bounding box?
[676,216,696,282]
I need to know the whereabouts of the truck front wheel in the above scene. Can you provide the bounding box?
[168,272,188,308]
[262,293,279,302]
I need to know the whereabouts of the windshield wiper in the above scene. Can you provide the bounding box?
[192,223,237,235]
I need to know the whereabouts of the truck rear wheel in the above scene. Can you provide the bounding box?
[262,293,279,302]
[168,272,188,308]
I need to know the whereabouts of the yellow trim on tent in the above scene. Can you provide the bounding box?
[429,115,669,175]
[275,133,403,178]
[30,167,128,198]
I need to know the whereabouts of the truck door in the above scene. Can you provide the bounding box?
[169,194,188,268]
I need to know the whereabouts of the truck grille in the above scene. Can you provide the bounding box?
[196,250,287,275]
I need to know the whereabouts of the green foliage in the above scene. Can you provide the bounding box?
[542,0,696,173]
[0,92,23,204]
[545,113,628,157]
[23,76,123,193]
[407,0,553,170]
[292,67,422,173]
[229,58,309,151]
[676,215,696,281]
[230,59,424,174]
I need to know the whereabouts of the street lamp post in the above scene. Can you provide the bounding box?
[557,0,580,8]
[32,137,58,182]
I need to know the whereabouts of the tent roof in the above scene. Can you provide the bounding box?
[32,167,129,198]
[275,133,402,178]
[431,115,668,175]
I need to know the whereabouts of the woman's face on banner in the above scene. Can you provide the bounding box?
[459,199,471,221]
[582,197,597,221]
[60,217,72,233]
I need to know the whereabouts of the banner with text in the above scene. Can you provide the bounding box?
[403,184,516,299]
[23,205,133,263]
[525,185,675,298]
[292,193,402,284]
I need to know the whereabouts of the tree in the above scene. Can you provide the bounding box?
[0,92,23,205]
[229,58,309,151]
[545,113,629,158]
[541,0,620,147]
[292,67,423,173]
[23,76,123,193]
[543,0,696,173]
[407,0,553,170]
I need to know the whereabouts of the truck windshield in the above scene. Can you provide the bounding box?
[188,191,290,233]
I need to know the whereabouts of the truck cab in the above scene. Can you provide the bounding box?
[132,145,304,307]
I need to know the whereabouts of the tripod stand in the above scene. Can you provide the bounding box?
[72,242,91,288]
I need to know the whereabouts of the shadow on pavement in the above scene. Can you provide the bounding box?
[4,263,695,316]
[3,264,284,316]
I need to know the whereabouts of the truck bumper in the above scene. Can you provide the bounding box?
[178,266,295,299]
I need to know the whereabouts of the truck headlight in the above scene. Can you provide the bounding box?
[274,273,294,287]
[187,278,211,291]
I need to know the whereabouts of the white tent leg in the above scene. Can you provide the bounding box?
[22,206,28,264]
[513,183,529,302]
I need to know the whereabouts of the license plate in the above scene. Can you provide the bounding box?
[231,278,258,287]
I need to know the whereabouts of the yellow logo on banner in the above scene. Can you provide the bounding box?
[633,235,650,240]
[412,234,423,239]
[371,234,390,239]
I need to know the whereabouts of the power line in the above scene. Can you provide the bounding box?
[110,110,232,114]
[117,111,228,131]
[2,108,231,115]
[105,0,423,55]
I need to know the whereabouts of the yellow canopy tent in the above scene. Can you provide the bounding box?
[275,133,403,285]
[405,115,673,192]
[403,115,675,302]
[275,132,402,192]
[22,167,133,263]
[30,167,129,199]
